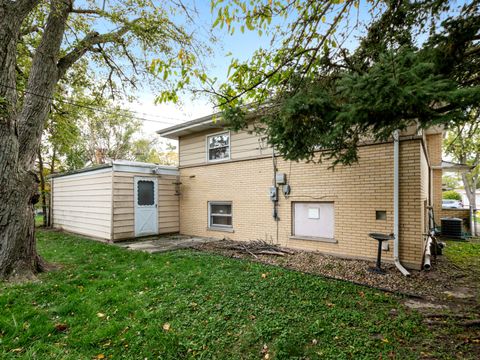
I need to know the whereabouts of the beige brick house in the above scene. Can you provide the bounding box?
[158,115,443,272]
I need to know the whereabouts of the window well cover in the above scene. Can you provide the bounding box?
[294,202,334,239]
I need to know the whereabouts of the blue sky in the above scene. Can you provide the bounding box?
[77,0,466,139]
[130,0,377,135]
[73,1,384,135]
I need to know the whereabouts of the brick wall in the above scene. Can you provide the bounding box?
[426,133,443,221]
[179,139,426,269]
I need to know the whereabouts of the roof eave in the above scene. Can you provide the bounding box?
[156,113,227,139]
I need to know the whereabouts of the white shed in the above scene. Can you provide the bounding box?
[50,160,180,242]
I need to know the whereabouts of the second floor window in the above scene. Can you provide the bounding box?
[207,132,230,161]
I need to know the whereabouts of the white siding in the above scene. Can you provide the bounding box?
[179,126,271,167]
[112,172,180,241]
[52,169,113,240]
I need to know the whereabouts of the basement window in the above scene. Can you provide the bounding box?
[207,132,230,162]
[292,202,335,240]
[376,210,387,220]
[208,202,233,229]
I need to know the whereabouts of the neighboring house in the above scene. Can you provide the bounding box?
[50,160,179,241]
[156,115,445,271]
[455,189,480,209]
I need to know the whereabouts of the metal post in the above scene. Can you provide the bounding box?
[376,240,382,270]
[470,205,476,237]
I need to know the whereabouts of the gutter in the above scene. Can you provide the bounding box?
[393,130,411,276]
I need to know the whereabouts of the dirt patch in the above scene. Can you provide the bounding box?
[116,235,218,253]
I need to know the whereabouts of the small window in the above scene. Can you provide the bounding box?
[376,210,387,220]
[208,202,232,228]
[293,202,334,239]
[207,132,230,161]
[137,180,155,206]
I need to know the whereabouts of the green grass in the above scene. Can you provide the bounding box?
[0,231,445,359]
[34,214,43,227]
[445,238,480,272]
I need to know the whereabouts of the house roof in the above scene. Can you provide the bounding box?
[157,110,446,140]
[156,112,226,139]
[432,160,474,172]
[49,160,178,179]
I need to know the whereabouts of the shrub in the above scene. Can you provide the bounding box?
[442,190,462,200]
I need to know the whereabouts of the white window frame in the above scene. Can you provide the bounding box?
[206,131,231,162]
[208,201,233,229]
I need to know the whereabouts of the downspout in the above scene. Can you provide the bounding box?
[393,130,411,276]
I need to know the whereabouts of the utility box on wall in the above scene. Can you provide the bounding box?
[275,172,286,185]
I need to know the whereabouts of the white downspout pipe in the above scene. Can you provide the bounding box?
[393,130,411,276]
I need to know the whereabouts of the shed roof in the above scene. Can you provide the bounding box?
[49,160,178,179]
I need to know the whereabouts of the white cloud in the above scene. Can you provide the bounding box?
[122,92,215,148]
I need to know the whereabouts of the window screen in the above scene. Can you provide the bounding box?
[207,132,230,161]
[209,202,232,228]
[293,202,334,239]
[137,180,155,206]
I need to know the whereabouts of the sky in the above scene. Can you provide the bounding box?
[127,0,371,139]
[88,0,467,143]
[126,1,275,138]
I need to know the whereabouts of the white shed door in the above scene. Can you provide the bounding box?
[134,177,158,237]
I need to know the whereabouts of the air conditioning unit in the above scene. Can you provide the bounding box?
[441,217,463,239]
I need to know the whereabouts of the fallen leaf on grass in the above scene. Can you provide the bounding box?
[95,354,105,359]
[11,348,23,353]
[54,323,68,332]
[261,273,267,279]
[162,323,171,331]
[97,313,105,318]
[261,344,270,359]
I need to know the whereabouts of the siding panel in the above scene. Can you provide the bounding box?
[112,172,180,241]
[52,171,113,240]
[179,127,270,167]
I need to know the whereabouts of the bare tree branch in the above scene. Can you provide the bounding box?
[71,8,102,15]
[56,19,140,78]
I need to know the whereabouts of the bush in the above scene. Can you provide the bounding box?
[443,190,462,200]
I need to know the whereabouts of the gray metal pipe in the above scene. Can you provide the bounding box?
[393,130,411,276]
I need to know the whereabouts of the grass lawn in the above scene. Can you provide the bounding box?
[34,215,44,228]
[445,237,480,271]
[0,231,462,359]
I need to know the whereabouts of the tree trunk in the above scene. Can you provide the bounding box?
[0,128,46,280]
[37,151,48,227]
[47,147,56,227]
[0,0,71,281]
[462,172,478,236]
